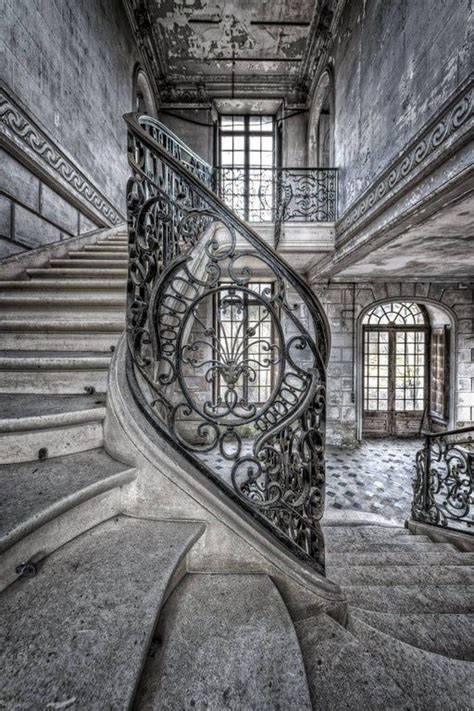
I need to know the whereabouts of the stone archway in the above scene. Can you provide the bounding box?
[133,66,157,116]
[355,298,457,441]
[307,68,334,166]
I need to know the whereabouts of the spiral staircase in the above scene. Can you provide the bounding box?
[0,116,472,710]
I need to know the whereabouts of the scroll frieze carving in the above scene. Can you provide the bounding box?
[337,81,473,240]
[0,85,124,226]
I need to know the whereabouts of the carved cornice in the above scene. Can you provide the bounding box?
[0,84,124,226]
[336,78,473,243]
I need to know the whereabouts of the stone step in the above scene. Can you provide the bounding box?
[350,609,474,661]
[68,250,128,259]
[327,546,469,567]
[327,564,474,586]
[83,244,129,251]
[0,320,123,352]
[348,616,474,709]
[27,267,128,278]
[295,612,414,709]
[324,524,410,546]
[97,238,128,245]
[0,517,204,707]
[0,278,127,291]
[327,537,438,553]
[0,293,125,311]
[0,393,106,463]
[0,449,136,590]
[0,351,112,393]
[49,259,129,269]
[135,573,312,710]
[343,583,474,613]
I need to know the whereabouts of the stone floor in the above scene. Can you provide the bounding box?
[199,437,422,526]
[326,437,422,523]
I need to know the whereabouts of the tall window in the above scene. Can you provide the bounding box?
[219,116,274,221]
[362,302,428,437]
[215,283,275,407]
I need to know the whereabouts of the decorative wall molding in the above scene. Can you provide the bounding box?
[0,84,125,227]
[336,78,474,243]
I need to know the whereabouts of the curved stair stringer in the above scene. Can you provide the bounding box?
[105,334,347,624]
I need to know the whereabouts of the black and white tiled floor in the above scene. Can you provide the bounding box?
[326,438,421,523]
[199,437,421,525]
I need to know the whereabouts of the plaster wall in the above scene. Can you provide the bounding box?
[313,281,474,446]
[158,109,214,166]
[325,0,472,215]
[1,0,139,256]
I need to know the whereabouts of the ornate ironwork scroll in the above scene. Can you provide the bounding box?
[124,112,330,572]
[217,166,337,224]
[412,427,473,533]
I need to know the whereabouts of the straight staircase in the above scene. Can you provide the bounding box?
[0,117,472,709]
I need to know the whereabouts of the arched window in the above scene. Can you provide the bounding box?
[362,302,429,436]
[308,69,334,167]
[363,302,426,326]
[133,67,157,116]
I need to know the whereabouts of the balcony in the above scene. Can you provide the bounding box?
[216,166,337,269]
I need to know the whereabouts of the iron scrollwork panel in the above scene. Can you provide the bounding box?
[125,113,330,571]
[412,429,474,532]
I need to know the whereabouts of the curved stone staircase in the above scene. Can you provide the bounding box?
[1,233,473,708]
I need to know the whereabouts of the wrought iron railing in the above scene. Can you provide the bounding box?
[124,112,330,572]
[217,166,337,225]
[412,426,474,533]
[137,115,215,188]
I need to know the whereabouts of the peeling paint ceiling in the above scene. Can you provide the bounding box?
[333,194,474,280]
[125,0,339,105]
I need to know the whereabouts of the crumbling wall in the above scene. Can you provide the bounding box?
[325,0,471,214]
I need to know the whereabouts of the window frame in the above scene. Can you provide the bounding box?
[218,115,276,221]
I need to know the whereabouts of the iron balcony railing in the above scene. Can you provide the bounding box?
[412,425,473,534]
[129,117,337,246]
[124,112,331,573]
[216,166,337,225]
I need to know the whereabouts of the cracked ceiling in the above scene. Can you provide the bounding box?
[124,0,340,106]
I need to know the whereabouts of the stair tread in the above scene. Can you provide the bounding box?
[0,449,135,552]
[0,351,112,367]
[324,524,410,542]
[0,294,125,305]
[135,573,312,710]
[327,537,442,553]
[0,393,106,431]
[295,612,415,710]
[0,517,203,709]
[327,547,468,566]
[327,564,474,586]
[27,269,128,278]
[348,616,474,708]
[343,583,474,613]
[350,609,474,661]
[0,318,123,331]
[0,280,127,289]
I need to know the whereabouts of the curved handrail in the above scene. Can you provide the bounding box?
[136,114,214,186]
[421,425,474,439]
[124,111,331,572]
[124,113,331,364]
[125,112,331,358]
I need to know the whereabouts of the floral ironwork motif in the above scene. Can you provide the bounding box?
[412,427,473,533]
[125,113,330,571]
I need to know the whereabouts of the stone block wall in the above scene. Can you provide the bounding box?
[312,280,474,446]
[1,0,140,258]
